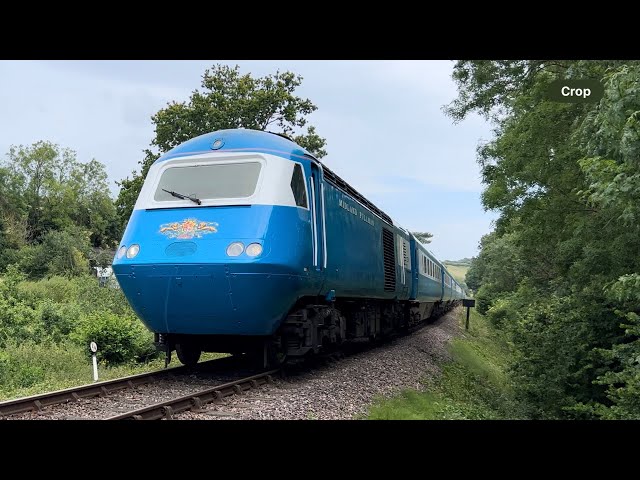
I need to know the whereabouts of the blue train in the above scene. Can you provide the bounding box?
[112,129,467,366]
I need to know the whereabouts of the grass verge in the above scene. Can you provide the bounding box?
[367,308,528,419]
[0,342,226,401]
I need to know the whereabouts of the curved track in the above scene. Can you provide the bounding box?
[1,310,455,420]
[0,356,246,419]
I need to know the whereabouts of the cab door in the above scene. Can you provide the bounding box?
[309,163,327,290]
[397,233,410,299]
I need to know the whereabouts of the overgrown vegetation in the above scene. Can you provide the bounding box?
[0,268,160,400]
[368,309,528,419]
[453,61,640,419]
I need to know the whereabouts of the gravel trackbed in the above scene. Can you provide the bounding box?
[183,308,461,420]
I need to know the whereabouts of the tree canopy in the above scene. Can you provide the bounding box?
[411,231,433,244]
[0,141,118,275]
[453,60,640,418]
[116,64,327,227]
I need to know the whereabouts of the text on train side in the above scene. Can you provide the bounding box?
[338,198,375,226]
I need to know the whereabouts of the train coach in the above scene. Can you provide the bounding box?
[112,129,467,366]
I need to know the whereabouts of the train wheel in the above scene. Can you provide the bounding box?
[175,343,201,366]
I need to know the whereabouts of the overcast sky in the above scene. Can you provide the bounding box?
[0,60,497,261]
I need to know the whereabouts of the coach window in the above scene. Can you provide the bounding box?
[290,164,308,208]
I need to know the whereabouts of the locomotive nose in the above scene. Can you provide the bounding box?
[112,205,307,337]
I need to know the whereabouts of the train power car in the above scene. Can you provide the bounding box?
[112,129,467,366]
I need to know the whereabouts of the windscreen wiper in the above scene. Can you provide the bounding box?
[162,188,201,205]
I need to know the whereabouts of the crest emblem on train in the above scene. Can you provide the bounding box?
[159,218,218,239]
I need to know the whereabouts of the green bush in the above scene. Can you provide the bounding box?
[73,277,134,317]
[38,300,81,343]
[74,312,158,365]
[16,226,91,279]
[485,295,514,329]
[0,349,46,388]
[14,274,133,316]
[0,295,42,348]
[16,275,80,306]
[475,283,500,315]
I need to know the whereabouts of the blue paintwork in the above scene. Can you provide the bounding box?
[410,237,443,303]
[113,128,465,339]
[156,129,310,164]
[114,204,322,335]
[321,181,411,301]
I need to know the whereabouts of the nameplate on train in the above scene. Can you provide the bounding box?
[338,198,375,227]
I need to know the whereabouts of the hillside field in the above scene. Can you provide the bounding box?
[443,263,469,285]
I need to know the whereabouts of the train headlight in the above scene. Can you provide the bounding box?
[245,243,263,257]
[126,244,140,259]
[117,245,127,259]
[226,242,244,257]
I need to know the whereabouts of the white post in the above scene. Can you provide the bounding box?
[92,354,99,381]
[90,341,99,382]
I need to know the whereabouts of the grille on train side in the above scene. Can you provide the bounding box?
[382,228,396,291]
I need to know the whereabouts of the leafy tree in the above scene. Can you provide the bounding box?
[116,64,327,227]
[412,231,433,244]
[5,141,72,242]
[465,230,523,312]
[448,60,640,418]
[0,163,29,262]
[17,226,92,279]
[0,217,9,267]
[1,141,119,250]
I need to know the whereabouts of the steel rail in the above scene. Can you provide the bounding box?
[107,369,279,420]
[0,357,233,418]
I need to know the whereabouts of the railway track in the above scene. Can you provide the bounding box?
[107,370,279,420]
[105,341,412,420]
[0,355,246,419]
[1,312,448,420]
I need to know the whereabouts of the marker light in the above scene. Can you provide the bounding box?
[117,245,127,259]
[226,242,244,257]
[245,243,263,257]
[126,244,140,258]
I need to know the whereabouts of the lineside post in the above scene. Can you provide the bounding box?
[462,299,475,330]
[89,342,99,381]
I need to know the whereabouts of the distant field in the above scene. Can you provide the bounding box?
[443,263,469,285]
